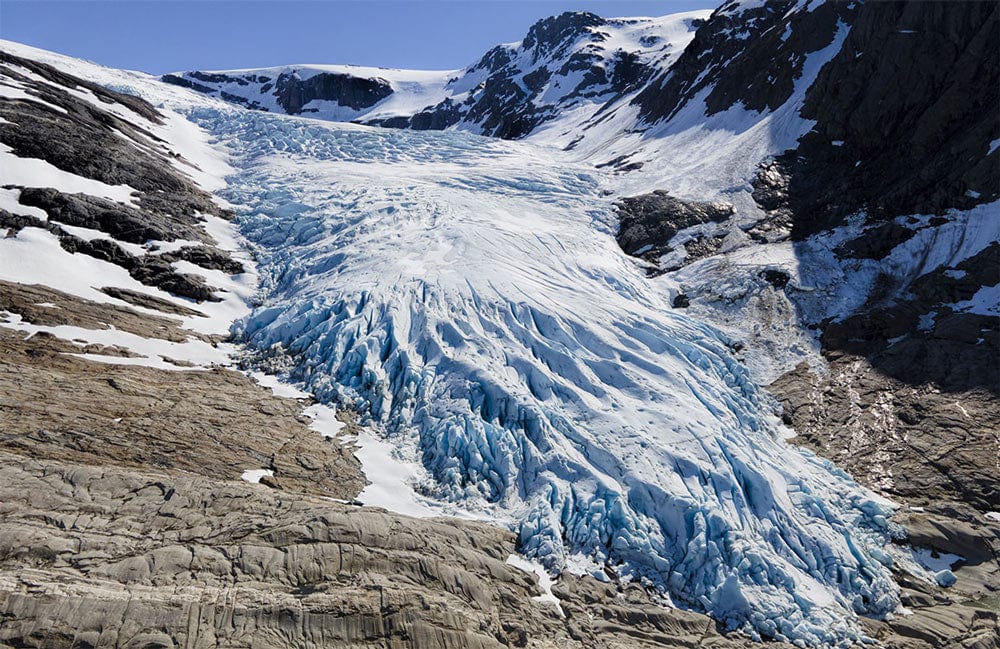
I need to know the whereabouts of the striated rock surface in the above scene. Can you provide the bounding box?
[0,281,365,500]
[0,449,774,649]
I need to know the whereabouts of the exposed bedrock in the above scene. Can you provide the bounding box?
[757,1,999,239]
[274,71,394,115]
[163,69,395,116]
[0,51,227,222]
[1,50,245,304]
[614,190,735,274]
[0,206,221,303]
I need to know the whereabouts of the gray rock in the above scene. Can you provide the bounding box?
[614,190,734,273]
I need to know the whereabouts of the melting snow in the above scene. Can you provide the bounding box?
[506,554,565,617]
[0,311,235,371]
[240,469,273,484]
[909,547,962,574]
[0,143,138,204]
[301,403,345,439]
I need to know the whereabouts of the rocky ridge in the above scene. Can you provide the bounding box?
[161,10,707,140]
[0,50,239,302]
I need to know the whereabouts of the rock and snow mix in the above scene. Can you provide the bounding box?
[163,11,709,139]
[7,11,988,642]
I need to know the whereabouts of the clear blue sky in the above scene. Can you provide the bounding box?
[1,1,716,74]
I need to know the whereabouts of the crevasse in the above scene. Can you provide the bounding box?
[191,106,900,646]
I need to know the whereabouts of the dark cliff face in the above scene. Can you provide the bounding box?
[750,1,999,395]
[761,0,999,238]
[633,0,852,123]
[163,69,394,115]
[273,71,393,114]
[522,11,605,60]
[631,0,998,236]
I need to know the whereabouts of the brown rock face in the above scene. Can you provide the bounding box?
[0,452,547,649]
[770,358,998,519]
[0,449,778,649]
[769,356,1000,648]
[0,281,366,501]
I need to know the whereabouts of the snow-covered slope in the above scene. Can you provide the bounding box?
[163,10,709,139]
[0,41,251,344]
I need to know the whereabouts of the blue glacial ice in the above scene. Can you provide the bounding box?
[189,106,901,646]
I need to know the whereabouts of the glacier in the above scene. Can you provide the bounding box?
[184,104,904,646]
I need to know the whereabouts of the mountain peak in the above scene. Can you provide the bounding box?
[522,11,606,57]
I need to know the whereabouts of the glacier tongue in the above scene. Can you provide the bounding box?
[193,106,900,645]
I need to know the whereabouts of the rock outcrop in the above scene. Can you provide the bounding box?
[0,49,243,303]
[1,448,777,649]
[615,190,735,274]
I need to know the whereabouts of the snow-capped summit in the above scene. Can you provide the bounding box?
[162,10,709,139]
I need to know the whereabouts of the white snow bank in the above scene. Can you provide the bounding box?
[0,144,138,204]
[240,469,273,484]
[506,554,565,617]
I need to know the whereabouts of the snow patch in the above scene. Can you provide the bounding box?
[506,554,565,617]
[301,402,345,439]
[910,547,963,574]
[0,310,235,371]
[0,143,138,204]
[240,469,273,484]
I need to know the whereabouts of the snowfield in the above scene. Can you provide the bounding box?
[181,105,904,645]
